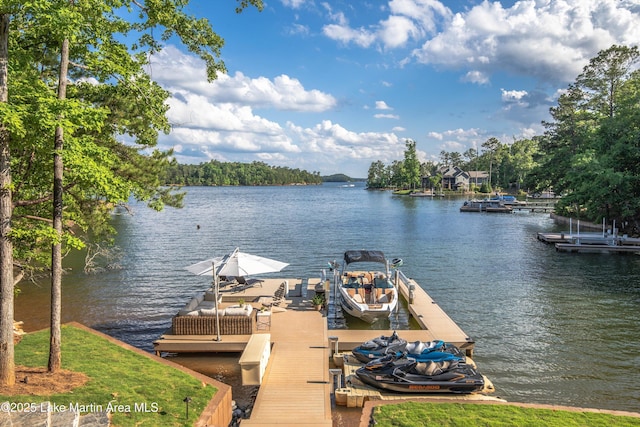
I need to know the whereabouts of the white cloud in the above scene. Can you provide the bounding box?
[411,0,640,83]
[288,120,403,158]
[461,70,489,85]
[287,23,310,36]
[388,0,453,34]
[149,46,336,113]
[322,24,377,48]
[426,127,486,153]
[501,89,528,102]
[374,113,400,119]
[281,0,309,9]
[319,1,639,84]
[322,0,451,49]
[375,100,393,110]
[379,15,421,48]
[148,46,406,176]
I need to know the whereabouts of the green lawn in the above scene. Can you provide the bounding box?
[371,401,640,427]
[2,325,217,426]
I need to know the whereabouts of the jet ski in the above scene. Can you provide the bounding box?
[351,332,406,363]
[352,333,465,364]
[355,353,485,394]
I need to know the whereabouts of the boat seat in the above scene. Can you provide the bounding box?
[378,293,390,303]
[353,293,364,304]
[405,341,424,354]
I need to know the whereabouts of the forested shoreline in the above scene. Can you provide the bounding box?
[165,160,324,186]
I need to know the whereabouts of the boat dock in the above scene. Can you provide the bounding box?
[511,201,556,213]
[537,230,640,254]
[153,276,483,425]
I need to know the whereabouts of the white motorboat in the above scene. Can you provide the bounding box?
[334,250,400,323]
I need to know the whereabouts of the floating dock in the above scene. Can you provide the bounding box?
[153,276,487,425]
[537,231,640,254]
[555,243,640,254]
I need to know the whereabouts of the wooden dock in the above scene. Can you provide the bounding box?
[537,231,640,254]
[153,276,482,424]
[242,306,332,426]
[510,199,557,213]
[555,243,640,254]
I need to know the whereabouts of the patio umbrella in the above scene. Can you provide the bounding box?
[185,247,289,278]
[185,248,289,341]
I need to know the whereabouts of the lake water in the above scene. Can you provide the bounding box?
[14,183,640,413]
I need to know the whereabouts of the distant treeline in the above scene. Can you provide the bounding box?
[165,160,324,186]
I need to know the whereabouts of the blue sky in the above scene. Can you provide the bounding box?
[147,0,640,178]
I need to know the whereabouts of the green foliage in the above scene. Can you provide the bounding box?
[372,401,640,427]
[366,160,390,189]
[323,173,359,182]
[4,0,263,278]
[479,182,492,193]
[366,139,425,189]
[402,139,421,190]
[6,325,217,426]
[165,160,322,186]
[311,293,325,305]
[527,45,640,232]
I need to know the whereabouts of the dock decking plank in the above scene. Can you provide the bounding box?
[241,303,332,426]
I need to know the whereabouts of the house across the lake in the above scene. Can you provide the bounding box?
[422,166,489,191]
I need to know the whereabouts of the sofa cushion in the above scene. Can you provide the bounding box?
[185,297,199,311]
[197,300,217,309]
[199,308,224,316]
[225,304,253,317]
[178,309,199,316]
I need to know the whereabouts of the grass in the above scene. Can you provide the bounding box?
[2,325,217,426]
[371,401,640,427]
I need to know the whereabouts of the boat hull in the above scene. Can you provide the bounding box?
[355,356,485,394]
[336,250,400,323]
[338,287,398,323]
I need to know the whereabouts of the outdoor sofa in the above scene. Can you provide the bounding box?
[172,291,255,335]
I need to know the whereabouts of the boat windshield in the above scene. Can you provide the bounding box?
[343,250,386,265]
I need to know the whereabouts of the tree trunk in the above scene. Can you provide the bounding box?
[49,37,69,373]
[0,13,15,387]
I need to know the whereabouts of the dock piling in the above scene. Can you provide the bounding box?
[329,368,343,394]
[328,336,339,357]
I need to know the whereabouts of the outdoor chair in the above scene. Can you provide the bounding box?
[236,276,264,287]
[260,281,287,308]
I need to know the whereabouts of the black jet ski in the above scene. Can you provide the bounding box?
[351,332,406,363]
[355,353,485,394]
[352,333,465,364]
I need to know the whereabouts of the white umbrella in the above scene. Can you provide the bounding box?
[186,247,289,278]
[185,248,289,341]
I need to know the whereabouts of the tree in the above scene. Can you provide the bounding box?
[367,160,388,189]
[508,138,539,193]
[481,137,501,188]
[528,45,640,232]
[403,139,420,190]
[576,45,640,119]
[49,35,69,373]
[2,0,264,382]
[0,9,15,387]
[463,148,477,170]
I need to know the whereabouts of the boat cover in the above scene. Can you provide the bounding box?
[344,250,386,265]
